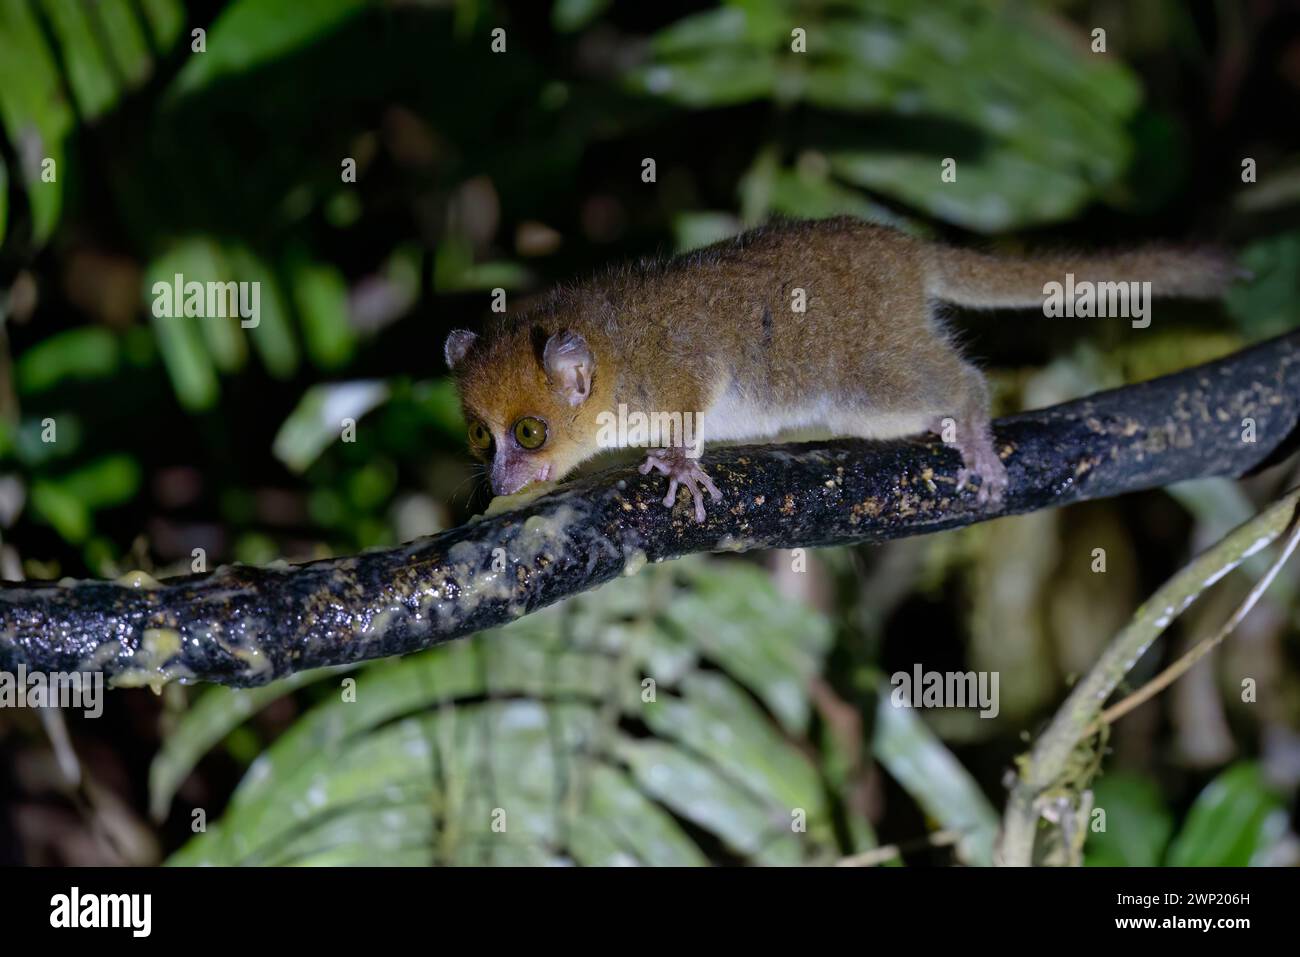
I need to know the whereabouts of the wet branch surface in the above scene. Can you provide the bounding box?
[3,332,1299,688]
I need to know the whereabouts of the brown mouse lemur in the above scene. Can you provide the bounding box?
[446,217,1237,521]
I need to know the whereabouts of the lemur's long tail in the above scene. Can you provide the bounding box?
[923,244,1244,310]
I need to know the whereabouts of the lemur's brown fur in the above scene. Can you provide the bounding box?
[446,217,1238,520]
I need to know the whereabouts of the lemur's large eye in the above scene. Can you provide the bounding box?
[513,416,547,450]
[468,420,492,451]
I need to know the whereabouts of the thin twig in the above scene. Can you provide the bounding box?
[1095,511,1300,730]
[998,485,1300,867]
[836,829,962,867]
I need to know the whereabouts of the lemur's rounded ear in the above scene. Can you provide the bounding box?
[543,330,594,406]
[444,329,478,370]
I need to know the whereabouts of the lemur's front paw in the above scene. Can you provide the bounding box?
[639,449,722,523]
[955,435,1008,505]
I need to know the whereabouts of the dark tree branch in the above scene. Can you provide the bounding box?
[3,332,1299,688]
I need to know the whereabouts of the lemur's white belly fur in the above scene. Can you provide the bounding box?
[699,391,933,444]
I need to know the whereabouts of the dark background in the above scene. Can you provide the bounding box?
[0,0,1298,867]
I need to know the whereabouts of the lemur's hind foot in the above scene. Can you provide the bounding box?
[954,427,1007,504]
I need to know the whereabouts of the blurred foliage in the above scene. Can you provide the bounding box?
[164,560,842,865]
[1,0,1299,866]
[159,560,1011,866]
[1087,764,1288,867]
[631,0,1140,231]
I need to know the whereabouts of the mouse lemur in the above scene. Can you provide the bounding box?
[446,217,1237,521]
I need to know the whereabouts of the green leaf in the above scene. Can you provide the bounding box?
[412,378,468,438]
[629,55,776,108]
[27,453,141,542]
[15,415,83,467]
[631,0,1140,231]
[650,6,765,57]
[752,162,915,230]
[574,765,708,866]
[55,453,141,508]
[29,479,90,543]
[15,327,121,394]
[615,737,807,864]
[872,690,1000,866]
[223,245,300,379]
[168,0,370,100]
[0,0,74,244]
[41,0,121,118]
[144,239,264,409]
[93,0,154,89]
[433,235,531,292]
[830,147,1090,233]
[176,243,247,373]
[149,666,351,821]
[552,0,611,33]
[287,256,356,370]
[1084,772,1174,867]
[272,380,391,473]
[140,0,186,52]
[0,155,7,245]
[167,559,839,866]
[42,0,155,118]
[1166,763,1286,867]
[148,305,218,411]
[661,561,832,734]
[1223,231,1300,340]
[640,672,829,834]
[673,212,741,253]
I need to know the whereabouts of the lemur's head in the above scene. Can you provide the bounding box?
[445,326,605,496]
